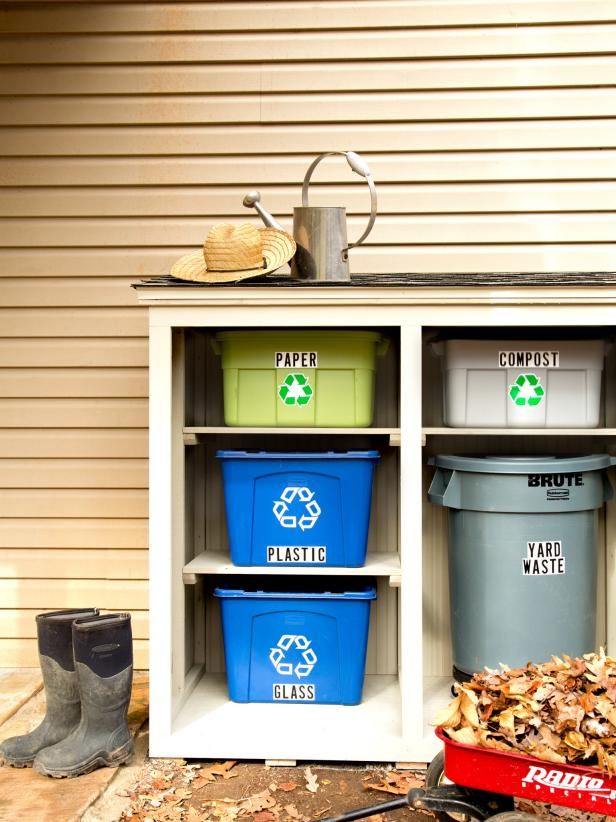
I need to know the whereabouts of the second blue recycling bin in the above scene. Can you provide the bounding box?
[217,450,380,567]
[214,578,377,704]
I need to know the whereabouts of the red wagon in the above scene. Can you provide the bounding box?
[320,727,616,822]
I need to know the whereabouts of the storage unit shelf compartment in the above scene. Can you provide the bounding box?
[169,673,402,762]
[141,285,616,764]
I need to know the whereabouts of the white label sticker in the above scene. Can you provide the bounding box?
[267,546,326,563]
[498,351,560,368]
[272,683,316,701]
[522,540,566,575]
[275,351,318,368]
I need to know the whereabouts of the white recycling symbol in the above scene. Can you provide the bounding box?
[272,485,321,531]
[269,634,318,678]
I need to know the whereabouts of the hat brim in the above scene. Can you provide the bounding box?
[171,228,296,283]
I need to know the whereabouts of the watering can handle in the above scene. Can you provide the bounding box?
[301,151,377,252]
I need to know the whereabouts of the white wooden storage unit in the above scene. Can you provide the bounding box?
[138,277,616,765]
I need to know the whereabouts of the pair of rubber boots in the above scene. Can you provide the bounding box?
[0,609,133,778]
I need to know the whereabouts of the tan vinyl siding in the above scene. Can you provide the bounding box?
[1,0,615,666]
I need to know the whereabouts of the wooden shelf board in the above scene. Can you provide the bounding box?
[163,673,405,762]
[184,427,401,445]
[183,550,401,585]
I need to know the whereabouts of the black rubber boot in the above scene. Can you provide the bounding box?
[33,613,134,778]
[0,608,99,767]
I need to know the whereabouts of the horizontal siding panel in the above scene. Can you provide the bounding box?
[6,149,616,189]
[0,548,148,578]
[0,277,140,307]
[5,88,616,125]
[0,398,148,428]
[5,244,616,276]
[2,25,616,64]
[0,368,147,397]
[0,638,148,668]
[3,121,616,156]
[0,338,147,367]
[5,214,616,247]
[6,183,616,217]
[3,1,616,32]
[0,578,148,609]
[0,609,148,639]
[0,519,147,549]
[3,57,616,95]
[0,489,148,518]
[5,151,616,186]
[346,243,616,273]
[0,430,147,458]
[0,458,148,489]
[0,309,147,336]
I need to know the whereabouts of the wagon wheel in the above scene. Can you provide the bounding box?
[425,750,472,822]
[487,814,538,821]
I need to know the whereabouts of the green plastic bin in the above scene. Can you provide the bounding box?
[214,330,388,427]
[428,454,614,681]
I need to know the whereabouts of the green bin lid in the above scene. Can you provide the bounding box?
[429,454,615,474]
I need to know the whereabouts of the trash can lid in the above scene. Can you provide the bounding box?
[217,450,380,460]
[429,454,615,474]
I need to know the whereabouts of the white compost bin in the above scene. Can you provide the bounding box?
[439,339,604,428]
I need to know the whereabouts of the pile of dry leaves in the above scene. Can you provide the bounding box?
[435,650,616,773]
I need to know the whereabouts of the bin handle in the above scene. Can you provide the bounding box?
[210,337,222,356]
[376,337,390,357]
[427,468,461,509]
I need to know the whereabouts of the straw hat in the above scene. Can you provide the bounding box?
[171,223,296,283]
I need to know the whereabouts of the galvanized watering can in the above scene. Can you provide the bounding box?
[243,151,377,281]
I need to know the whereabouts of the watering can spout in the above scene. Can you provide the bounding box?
[242,190,285,232]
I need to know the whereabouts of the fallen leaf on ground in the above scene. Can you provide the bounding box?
[304,767,319,793]
[238,789,277,814]
[206,760,238,779]
[278,781,298,792]
[364,770,423,795]
[191,775,216,790]
[285,805,300,819]
[253,812,276,822]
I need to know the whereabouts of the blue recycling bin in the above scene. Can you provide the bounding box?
[217,450,380,567]
[214,579,377,704]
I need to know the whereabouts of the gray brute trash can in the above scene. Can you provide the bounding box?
[428,454,614,681]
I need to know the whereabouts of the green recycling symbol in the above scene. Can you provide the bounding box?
[278,373,313,406]
[508,373,545,406]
